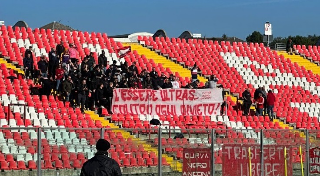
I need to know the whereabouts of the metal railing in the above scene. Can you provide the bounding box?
[0,127,318,176]
[275,43,286,51]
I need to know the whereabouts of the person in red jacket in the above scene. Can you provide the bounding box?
[55,64,65,91]
[255,93,264,116]
[267,90,276,120]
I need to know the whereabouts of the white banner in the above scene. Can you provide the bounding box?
[112,88,223,116]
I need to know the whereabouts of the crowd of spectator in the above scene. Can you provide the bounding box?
[242,87,276,120]
[23,43,219,113]
[22,43,275,118]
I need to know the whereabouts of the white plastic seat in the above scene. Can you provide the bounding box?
[72,138,80,145]
[10,145,18,154]
[25,153,33,162]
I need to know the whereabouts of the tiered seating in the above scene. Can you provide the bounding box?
[294,45,320,63]
[0,26,196,85]
[0,25,317,171]
[139,37,320,130]
[0,64,172,170]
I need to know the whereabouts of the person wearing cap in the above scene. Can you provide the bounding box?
[80,139,121,176]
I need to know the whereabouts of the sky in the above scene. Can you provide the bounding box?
[0,0,318,40]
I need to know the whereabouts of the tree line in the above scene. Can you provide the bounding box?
[245,31,320,47]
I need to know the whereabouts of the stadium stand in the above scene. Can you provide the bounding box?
[0,25,319,175]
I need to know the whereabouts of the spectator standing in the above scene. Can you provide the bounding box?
[37,56,48,77]
[218,85,228,115]
[68,43,78,63]
[78,79,89,112]
[150,67,157,78]
[48,48,58,78]
[189,80,199,89]
[242,88,252,116]
[23,53,34,79]
[255,93,264,116]
[80,139,121,176]
[162,78,173,89]
[62,49,70,64]
[55,64,64,91]
[105,82,114,113]
[62,76,74,102]
[96,83,107,108]
[86,52,95,71]
[267,90,276,120]
[191,64,200,82]
[24,46,33,59]
[207,75,218,88]
[56,41,65,59]
[129,62,138,73]
[286,38,294,55]
[143,75,153,89]
[40,76,54,97]
[98,50,108,73]
[261,87,267,115]
[171,76,180,89]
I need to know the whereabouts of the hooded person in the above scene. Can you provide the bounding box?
[80,139,122,176]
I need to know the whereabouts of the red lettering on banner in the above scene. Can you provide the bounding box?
[222,145,292,176]
[188,89,196,100]
[112,88,223,116]
[169,89,175,101]
[121,89,128,101]
[114,90,119,101]
[155,105,176,116]
[138,89,145,101]
[160,89,170,101]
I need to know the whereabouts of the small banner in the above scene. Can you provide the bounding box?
[310,147,320,174]
[183,148,211,176]
[222,144,293,176]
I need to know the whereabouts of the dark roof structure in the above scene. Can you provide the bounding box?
[13,21,28,29]
[39,22,75,31]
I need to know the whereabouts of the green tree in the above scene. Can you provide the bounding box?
[222,34,228,40]
[246,31,263,43]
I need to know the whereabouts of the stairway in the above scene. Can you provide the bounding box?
[278,51,320,75]
[123,43,207,83]
[0,57,24,74]
[85,111,182,172]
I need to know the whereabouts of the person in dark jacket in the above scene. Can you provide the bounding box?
[38,56,48,77]
[105,82,114,114]
[162,78,173,89]
[80,139,121,176]
[150,67,158,79]
[62,76,74,102]
[24,46,33,59]
[86,52,95,71]
[98,50,108,72]
[48,48,58,78]
[286,38,294,55]
[56,41,65,59]
[40,76,54,97]
[242,88,252,116]
[267,90,276,120]
[23,53,34,79]
[78,79,89,112]
[128,62,138,73]
[96,83,107,108]
[254,87,262,101]
[143,75,153,89]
